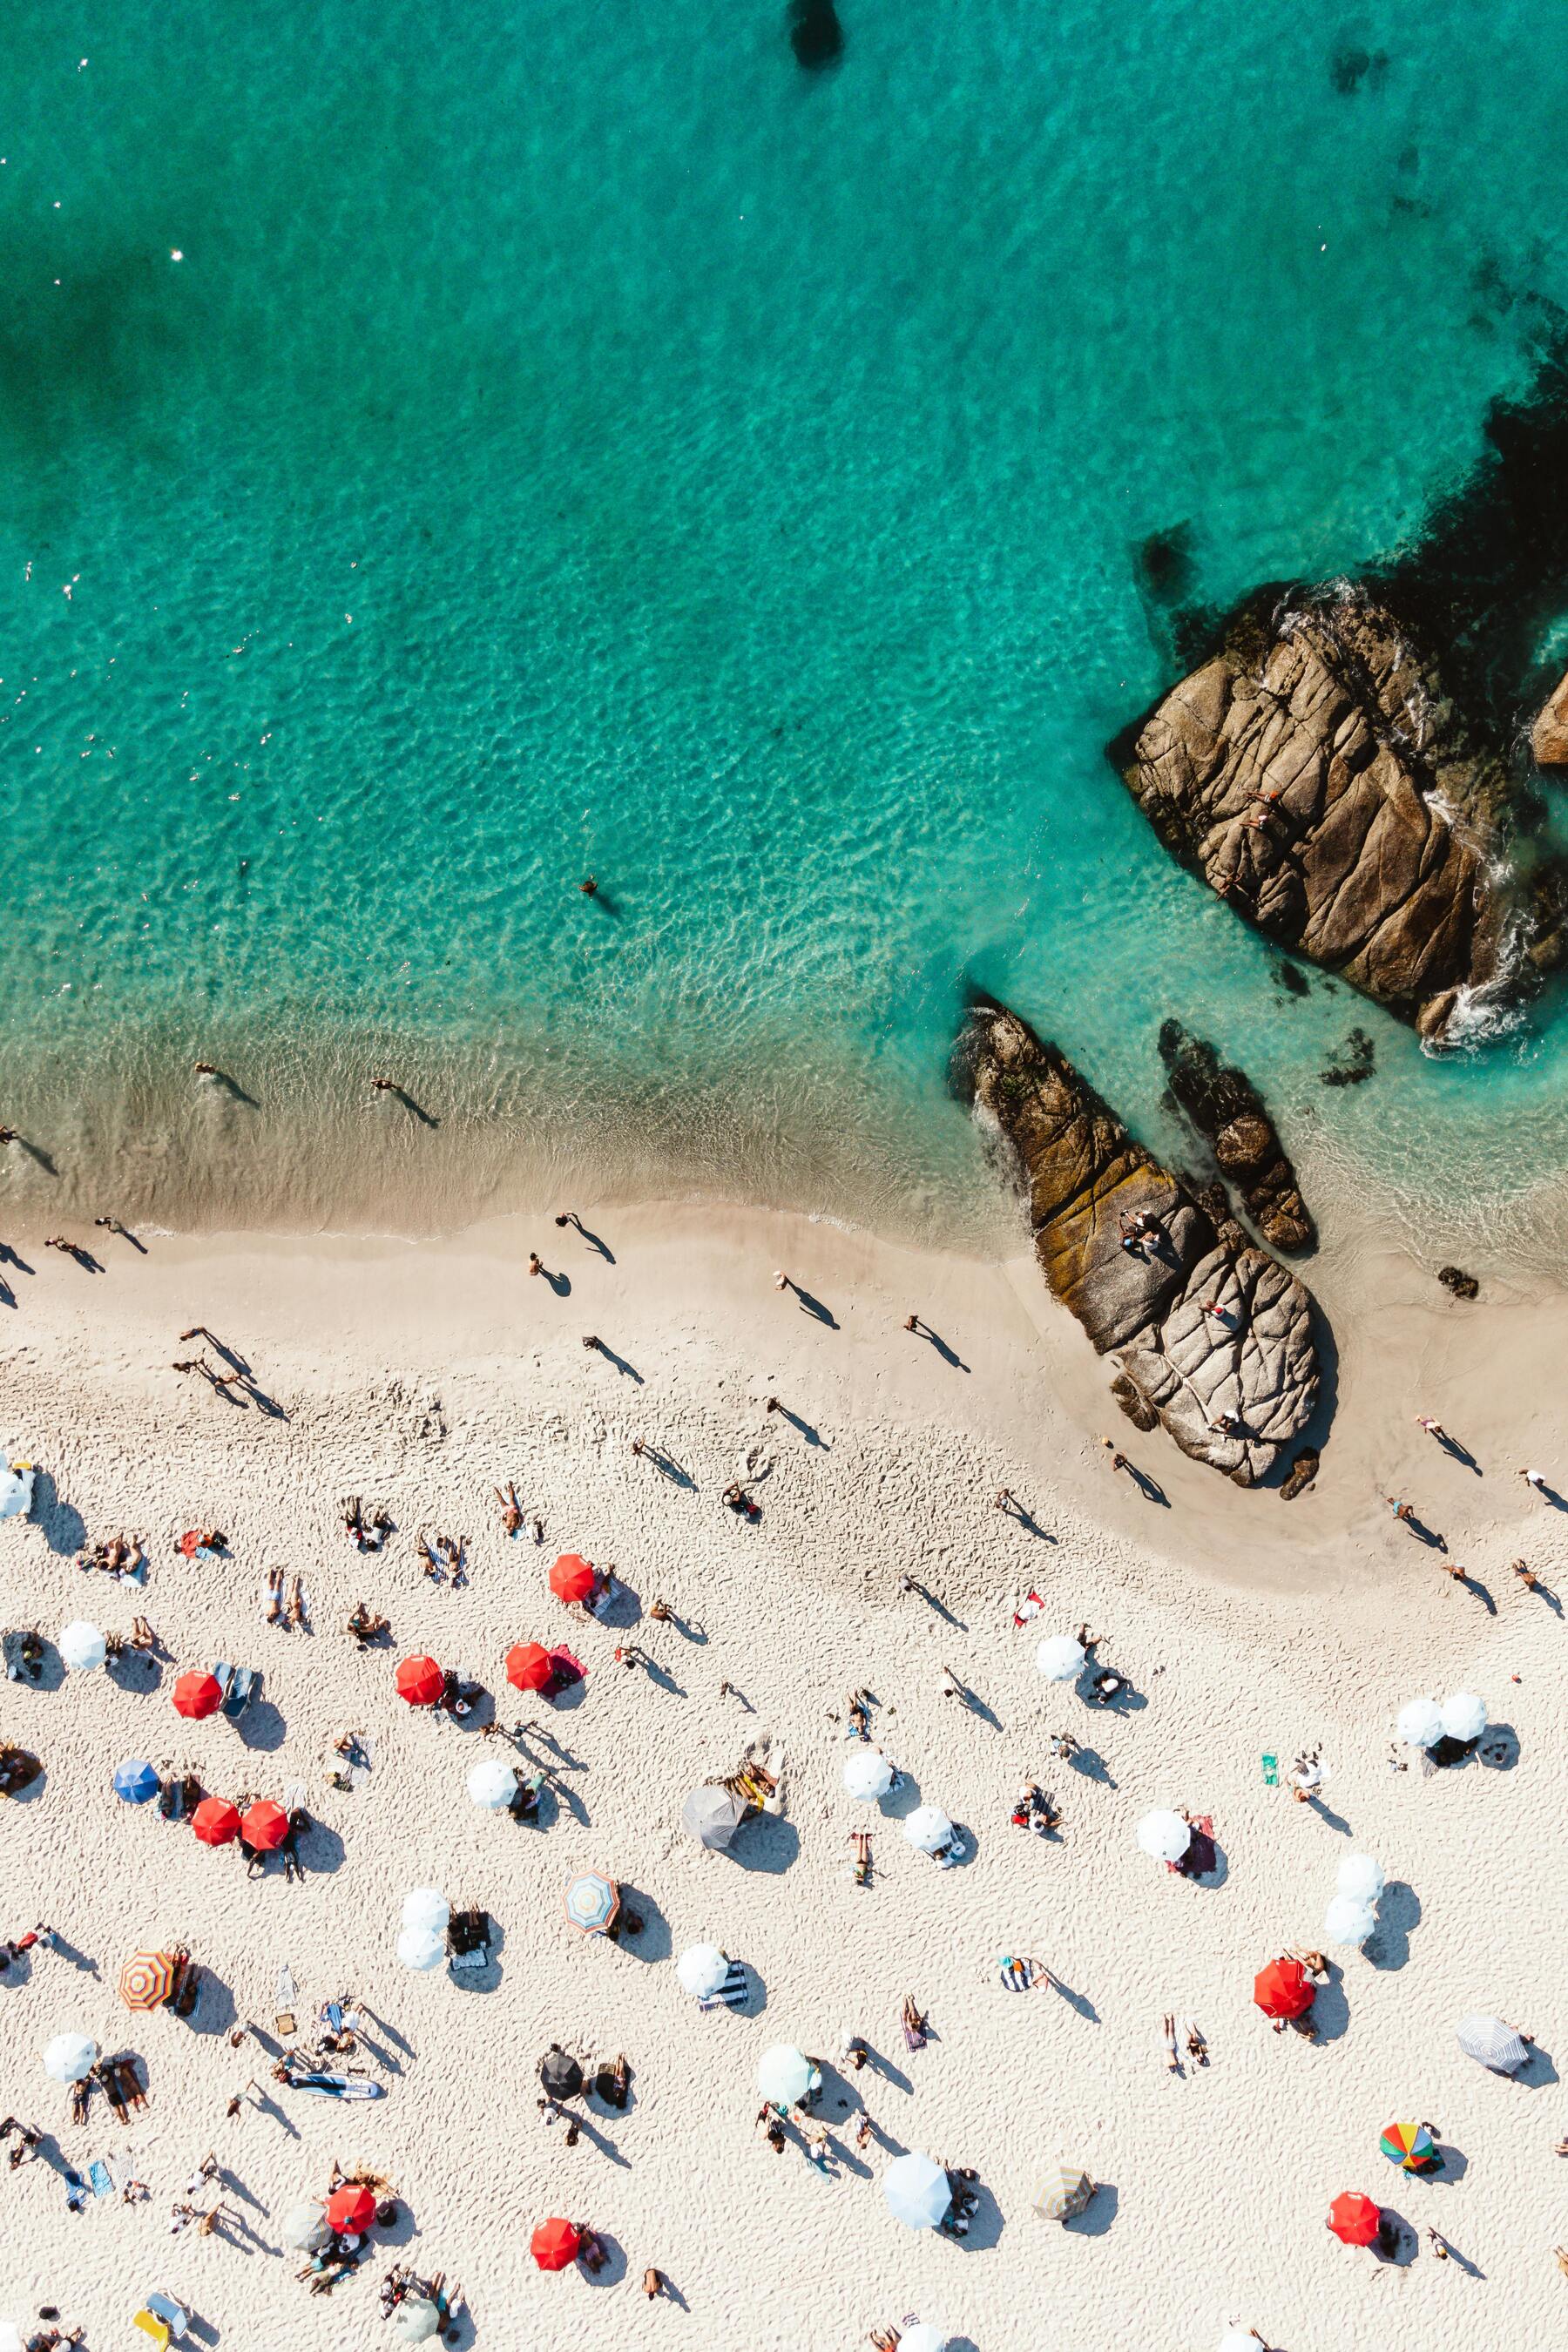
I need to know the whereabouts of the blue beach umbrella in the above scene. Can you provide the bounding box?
[883,2151,951,2231]
[114,1759,160,1805]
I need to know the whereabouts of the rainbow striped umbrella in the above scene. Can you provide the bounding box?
[1379,2120,1438,2172]
[118,1950,179,2011]
[563,1872,619,1935]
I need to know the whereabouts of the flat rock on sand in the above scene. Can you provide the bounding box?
[1113,587,1514,1041]
[961,999,1320,1483]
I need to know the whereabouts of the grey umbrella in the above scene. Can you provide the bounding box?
[681,1784,749,1852]
[1455,2014,1530,2073]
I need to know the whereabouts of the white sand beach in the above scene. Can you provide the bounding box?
[0,1194,1563,2351]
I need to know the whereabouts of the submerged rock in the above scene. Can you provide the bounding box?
[1157,1020,1315,1253]
[1112,587,1523,1043]
[1437,1263,1479,1300]
[959,999,1321,1484]
[788,0,843,69]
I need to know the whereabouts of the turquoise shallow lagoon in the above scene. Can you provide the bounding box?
[2,2,1566,1249]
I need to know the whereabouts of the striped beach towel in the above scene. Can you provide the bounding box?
[698,1960,749,2011]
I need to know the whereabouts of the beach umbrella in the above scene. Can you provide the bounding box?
[325,2183,377,2233]
[396,1924,446,1972]
[677,1943,729,1999]
[467,1757,517,1811]
[540,2047,585,2100]
[1380,2120,1438,2173]
[549,1553,596,1606]
[1253,1957,1315,2021]
[402,1888,450,1934]
[1136,1808,1191,1862]
[883,2151,951,2231]
[682,1785,749,1851]
[842,1749,895,1801]
[0,1464,32,1521]
[395,1654,444,1707]
[1219,2335,1264,2352]
[506,1640,554,1693]
[241,1799,290,1852]
[1456,2013,1530,2073]
[897,2329,948,2352]
[113,1758,160,1806]
[118,1950,179,2011]
[58,1619,106,1673]
[192,1796,241,1847]
[392,2300,442,2343]
[1337,1853,1386,1903]
[1324,1896,1376,1948]
[1035,1634,1085,1682]
[531,2217,582,2271]
[1396,1698,1443,1748]
[1440,1690,1487,1743]
[172,1669,223,1720]
[42,2031,98,2084]
[903,1805,954,1855]
[563,1871,619,1935]
[280,2200,329,2253]
[0,2322,25,2352]
[1033,2161,1095,2221]
[756,2044,814,2105]
[1327,2191,1381,2247]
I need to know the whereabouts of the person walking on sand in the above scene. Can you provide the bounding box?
[1518,1466,1551,1492]
[1384,1496,1415,1523]
[1513,1558,1539,1591]
[773,1270,791,1292]
[527,1252,542,1277]
[1416,1416,1447,1441]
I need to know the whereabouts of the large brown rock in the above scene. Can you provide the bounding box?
[1157,1020,1315,1254]
[1115,590,1514,1042]
[960,1001,1321,1484]
[1531,667,1568,767]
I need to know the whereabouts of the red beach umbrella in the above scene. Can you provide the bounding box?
[531,2216,582,2271]
[395,1654,444,1707]
[240,1799,289,1852]
[325,2183,377,2233]
[1254,1957,1315,2021]
[549,1553,595,1606]
[1327,2191,1381,2247]
[506,1641,554,1694]
[173,1670,223,1720]
[191,1796,241,1847]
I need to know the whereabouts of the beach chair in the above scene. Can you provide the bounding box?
[697,1959,749,2011]
[212,1663,261,1718]
[447,1907,491,1970]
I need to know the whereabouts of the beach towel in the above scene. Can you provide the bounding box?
[1261,1753,1278,1786]
[997,1955,1037,1990]
[698,1960,750,2011]
[89,2156,115,2197]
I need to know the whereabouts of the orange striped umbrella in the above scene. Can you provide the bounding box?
[118,1950,179,2011]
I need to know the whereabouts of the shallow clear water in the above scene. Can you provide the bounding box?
[3,1,1567,1252]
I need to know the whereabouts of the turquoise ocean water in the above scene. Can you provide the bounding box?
[2,1,1567,1251]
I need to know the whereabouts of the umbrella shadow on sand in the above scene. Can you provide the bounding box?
[730,1815,800,1876]
[1516,2040,1558,2088]
[30,1470,84,1557]
[950,2178,1006,2249]
[1304,1974,1351,2044]
[1366,1882,1421,1971]
[230,1699,287,1754]
[1371,2207,1419,2266]
[578,2231,628,2287]
[1063,2180,1117,2239]
[186,1973,239,2038]
[610,1889,671,1964]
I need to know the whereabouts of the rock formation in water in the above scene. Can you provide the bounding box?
[788,0,843,69]
[1112,586,1542,1042]
[1157,1020,1315,1254]
[1532,668,1568,767]
[959,1000,1321,1485]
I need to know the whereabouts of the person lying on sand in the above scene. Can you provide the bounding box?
[495,1484,524,1535]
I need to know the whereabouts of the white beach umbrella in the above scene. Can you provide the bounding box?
[1218,2335,1262,2352]
[1035,1633,1085,1682]
[395,1924,446,1972]
[465,1757,517,1811]
[902,1805,954,1855]
[1336,1853,1386,1904]
[677,1943,729,1999]
[0,2321,24,2352]
[842,1748,895,1801]
[1456,2013,1530,2073]
[58,1619,106,1673]
[280,2200,330,2252]
[1396,1698,1443,1748]
[883,2150,951,2230]
[897,2328,949,2352]
[0,1466,32,1522]
[43,2031,98,2084]
[392,2301,442,2343]
[1440,1690,1487,1743]
[1324,1896,1376,1948]
[401,1887,450,1934]
[1136,1808,1191,1862]
[756,2044,813,2105]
